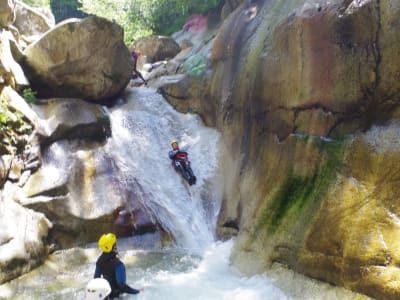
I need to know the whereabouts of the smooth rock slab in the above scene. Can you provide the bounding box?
[0,197,52,284]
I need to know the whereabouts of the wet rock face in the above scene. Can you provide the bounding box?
[170,0,400,299]
[22,16,133,102]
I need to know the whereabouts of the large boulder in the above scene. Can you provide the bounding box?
[17,140,122,248]
[17,139,160,248]
[0,0,16,28]
[132,35,181,63]
[22,16,133,102]
[212,1,400,299]
[14,1,54,41]
[296,124,400,299]
[0,195,51,284]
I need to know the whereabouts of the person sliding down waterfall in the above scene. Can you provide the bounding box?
[94,233,144,299]
[169,140,197,185]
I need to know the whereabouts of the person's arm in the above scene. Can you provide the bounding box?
[94,264,101,278]
[115,264,140,294]
[169,150,178,160]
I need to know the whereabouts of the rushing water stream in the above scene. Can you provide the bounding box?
[0,88,369,300]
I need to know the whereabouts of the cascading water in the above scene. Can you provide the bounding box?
[102,87,221,251]
[0,88,370,300]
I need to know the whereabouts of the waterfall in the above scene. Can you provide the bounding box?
[102,87,221,251]
[0,87,370,300]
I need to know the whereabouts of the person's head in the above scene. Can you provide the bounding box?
[171,140,179,150]
[98,233,117,253]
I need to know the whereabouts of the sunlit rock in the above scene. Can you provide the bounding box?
[22,16,133,102]
[0,197,51,284]
[172,0,400,299]
[18,138,163,248]
[0,31,28,88]
[32,98,110,142]
[131,35,181,63]
[14,1,54,43]
[0,0,16,28]
[18,140,135,248]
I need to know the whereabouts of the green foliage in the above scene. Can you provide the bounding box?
[21,88,37,104]
[23,0,223,42]
[79,0,223,43]
[50,0,89,23]
[0,96,33,155]
[22,0,50,9]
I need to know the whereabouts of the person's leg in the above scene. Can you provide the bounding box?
[176,160,191,181]
[134,70,147,84]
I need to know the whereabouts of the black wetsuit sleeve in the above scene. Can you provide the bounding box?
[94,262,101,278]
[169,150,178,160]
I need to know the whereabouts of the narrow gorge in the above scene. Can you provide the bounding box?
[1,0,400,299]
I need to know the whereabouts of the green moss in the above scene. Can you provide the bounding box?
[251,137,345,239]
[268,174,317,229]
[0,95,33,155]
[22,88,37,104]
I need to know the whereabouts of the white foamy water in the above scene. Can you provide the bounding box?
[0,239,369,300]
[0,87,370,300]
[103,87,221,251]
[131,240,289,300]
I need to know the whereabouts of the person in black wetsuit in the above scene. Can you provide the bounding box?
[169,140,196,185]
[94,233,143,299]
[130,50,147,85]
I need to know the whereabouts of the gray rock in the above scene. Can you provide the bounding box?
[0,197,51,284]
[8,158,23,181]
[14,1,54,41]
[132,35,181,63]
[0,155,12,188]
[32,98,111,142]
[0,31,29,87]
[19,141,125,248]
[0,0,16,28]
[23,16,133,102]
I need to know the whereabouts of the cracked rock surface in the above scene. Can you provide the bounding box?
[159,0,400,298]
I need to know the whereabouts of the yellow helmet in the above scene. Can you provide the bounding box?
[98,233,116,253]
[171,140,179,147]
